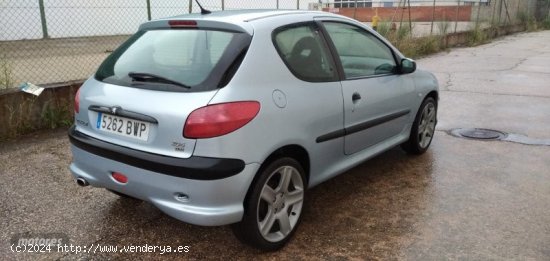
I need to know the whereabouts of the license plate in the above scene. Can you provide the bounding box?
[96,112,150,141]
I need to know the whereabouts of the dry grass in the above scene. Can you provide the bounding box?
[377,23,443,59]
[0,57,14,90]
[467,24,489,46]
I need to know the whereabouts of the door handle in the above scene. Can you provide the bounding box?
[352,92,362,103]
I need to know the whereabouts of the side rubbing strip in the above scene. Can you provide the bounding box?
[345,109,410,136]
[315,129,346,143]
[316,109,411,143]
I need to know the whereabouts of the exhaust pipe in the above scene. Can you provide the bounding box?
[76,177,89,187]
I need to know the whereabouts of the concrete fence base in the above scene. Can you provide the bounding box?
[443,24,526,47]
[0,81,81,140]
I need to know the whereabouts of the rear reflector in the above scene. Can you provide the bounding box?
[74,88,81,114]
[169,20,197,28]
[112,172,128,184]
[184,101,260,139]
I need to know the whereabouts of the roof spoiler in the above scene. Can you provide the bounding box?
[139,19,251,34]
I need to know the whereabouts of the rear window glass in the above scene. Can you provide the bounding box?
[96,29,238,91]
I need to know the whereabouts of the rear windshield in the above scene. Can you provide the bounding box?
[96,29,248,92]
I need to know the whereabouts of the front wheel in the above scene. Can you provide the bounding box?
[232,158,306,251]
[401,97,437,154]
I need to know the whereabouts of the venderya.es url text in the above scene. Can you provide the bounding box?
[11,243,190,255]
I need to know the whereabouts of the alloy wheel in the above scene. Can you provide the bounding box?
[257,165,304,242]
[418,102,436,149]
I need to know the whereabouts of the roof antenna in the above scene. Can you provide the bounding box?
[194,0,211,15]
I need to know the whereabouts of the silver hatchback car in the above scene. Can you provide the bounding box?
[69,10,438,250]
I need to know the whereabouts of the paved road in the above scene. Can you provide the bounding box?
[1,31,549,260]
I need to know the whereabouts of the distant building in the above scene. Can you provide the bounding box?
[334,1,372,8]
[326,0,490,8]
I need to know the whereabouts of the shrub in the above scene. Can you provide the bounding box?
[467,24,488,46]
[541,16,550,30]
[393,36,442,59]
[376,20,392,38]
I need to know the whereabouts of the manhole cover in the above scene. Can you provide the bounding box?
[450,128,507,140]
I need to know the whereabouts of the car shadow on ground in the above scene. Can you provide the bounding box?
[93,144,436,258]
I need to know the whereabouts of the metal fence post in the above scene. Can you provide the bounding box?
[297,0,300,10]
[501,0,510,24]
[491,0,498,25]
[454,0,460,33]
[353,0,358,19]
[146,0,152,21]
[475,0,481,25]
[407,0,412,33]
[222,0,225,10]
[399,0,405,29]
[498,0,503,25]
[277,0,279,9]
[38,0,49,39]
[430,0,436,35]
[188,0,192,14]
[516,0,521,24]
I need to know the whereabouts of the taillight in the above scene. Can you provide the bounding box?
[184,101,260,139]
[74,88,81,114]
[169,20,197,28]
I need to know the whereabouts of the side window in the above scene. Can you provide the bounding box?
[273,23,336,82]
[323,22,397,79]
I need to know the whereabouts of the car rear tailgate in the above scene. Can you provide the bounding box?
[74,78,218,159]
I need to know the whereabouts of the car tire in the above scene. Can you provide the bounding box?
[401,97,437,155]
[232,157,306,251]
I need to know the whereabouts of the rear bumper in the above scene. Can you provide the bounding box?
[68,126,259,226]
[68,125,245,180]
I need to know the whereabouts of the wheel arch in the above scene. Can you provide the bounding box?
[424,90,439,122]
[425,90,439,103]
[242,144,310,214]
[260,145,310,182]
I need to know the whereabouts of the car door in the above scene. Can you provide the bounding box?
[319,20,416,155]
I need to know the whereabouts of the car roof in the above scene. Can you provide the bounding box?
[168,9,326,22]
[139,10,338,34]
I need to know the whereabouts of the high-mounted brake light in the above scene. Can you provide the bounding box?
[74,88,81,114]
[169,20,197,28]
[184,101,261,139]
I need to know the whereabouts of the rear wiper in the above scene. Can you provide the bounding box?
[128,72,190,89]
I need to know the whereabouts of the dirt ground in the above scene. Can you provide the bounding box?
[1,31,549,260]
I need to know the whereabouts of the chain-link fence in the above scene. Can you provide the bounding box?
[0,0,548,89]
[0,0,316,89]
[322,0,542,36]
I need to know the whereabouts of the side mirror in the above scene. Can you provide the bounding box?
[400,58,416,74]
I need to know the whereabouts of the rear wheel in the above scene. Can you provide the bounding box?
[401,97,437,154]
[232,158,306,251]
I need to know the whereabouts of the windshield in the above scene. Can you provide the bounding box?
[96,29,244,91]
